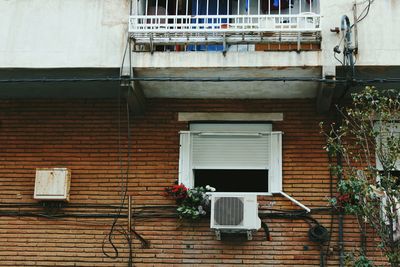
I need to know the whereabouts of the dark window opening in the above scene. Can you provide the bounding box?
[378,171,400,188]
[391,171,400,188]
[194,169,268,192]
[392,171,400,179]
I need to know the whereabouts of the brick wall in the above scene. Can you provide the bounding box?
[0,98,388,266]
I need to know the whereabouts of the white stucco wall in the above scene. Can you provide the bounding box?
[0,0,399,68]
[320,0,400,67]
[352,0,400,65]
[0,0,129,68]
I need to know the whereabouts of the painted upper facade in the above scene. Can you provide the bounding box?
[0,0,399,68]
[0,1,399,266]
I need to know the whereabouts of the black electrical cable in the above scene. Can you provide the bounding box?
[0,203,126,209]
[132,205,177,209]
[0,203,177,210]
[260,221,271,241]
[0,76,332,83]
[1,207,336,219]
[334,52,344,66]
[120,37,131,78]
[125,97,134,267]
[333,116,345,267]
[2,76,400,84]
[322,150,337,266]
[309,207,334,213]
[350,0,374,29]
[259,210,320,226]
[102,85,135,264]
[112,225,133,267]
[128,35,133,79]
[130,227,150,248]
[2,204,336,250]
[259,209,307,216]
[102,88,132,260]
[355,0,373,25]
[261,209,327,267]
[102,90,122,259]
[333,33,345,66]
[0,211,127,218]
[259,207,309,213]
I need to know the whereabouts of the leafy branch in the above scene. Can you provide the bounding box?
[322,86,400,266]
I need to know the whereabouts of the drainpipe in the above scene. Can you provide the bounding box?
[335,9,358,266]
[338,203,345,267]
[128,196,133,267]
[336,120,345,267]
[330,95,346,267]
[320,245,325,267]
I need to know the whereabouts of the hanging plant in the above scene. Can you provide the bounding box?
[164,183,216,220]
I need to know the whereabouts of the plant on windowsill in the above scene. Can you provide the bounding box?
[164,183,216,220]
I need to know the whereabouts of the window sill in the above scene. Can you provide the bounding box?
[206,192,273,196]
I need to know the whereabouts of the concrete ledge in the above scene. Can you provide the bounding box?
[178,112,283,121]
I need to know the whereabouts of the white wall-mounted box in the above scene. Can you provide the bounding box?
[34,168,71,201]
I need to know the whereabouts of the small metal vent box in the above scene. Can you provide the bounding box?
[34,168,71,201]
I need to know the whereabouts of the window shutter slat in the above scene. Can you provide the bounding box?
[269,133,282,193]
[179,131,193,188]
[192,134,271,169]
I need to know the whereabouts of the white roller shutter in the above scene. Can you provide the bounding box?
[192,133,271,169]
[178,123,282,193]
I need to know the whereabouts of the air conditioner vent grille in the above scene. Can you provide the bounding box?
[214,197,244,226]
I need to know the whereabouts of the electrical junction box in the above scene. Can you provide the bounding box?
[34,168,71,201]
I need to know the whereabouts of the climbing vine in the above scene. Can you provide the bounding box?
[322,86,400,266]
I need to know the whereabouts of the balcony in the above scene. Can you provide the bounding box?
[129,0,321,51]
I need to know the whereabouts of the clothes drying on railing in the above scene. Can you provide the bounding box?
[147,6,167,23]
[261,0,292,14]
[192,0,229,19]
[188,0,229,51]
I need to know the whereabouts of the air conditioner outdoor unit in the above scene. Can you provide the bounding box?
[210,193,261,240]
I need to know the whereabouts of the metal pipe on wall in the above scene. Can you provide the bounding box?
[128,196,132,233]
[335,117,345,267]
[128,195,133,267]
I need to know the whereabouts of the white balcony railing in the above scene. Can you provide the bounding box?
[129,0,321,50]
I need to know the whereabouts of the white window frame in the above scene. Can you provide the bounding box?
[375,122,400,242]
[375,122,400,171]
[178,123,282,195]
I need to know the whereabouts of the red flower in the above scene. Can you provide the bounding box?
[334,192,354,209]
[164,183,188,201]
[337,193,350,203]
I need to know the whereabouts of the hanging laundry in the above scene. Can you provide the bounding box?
[262,0,292,14]
[188,0,229,51]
